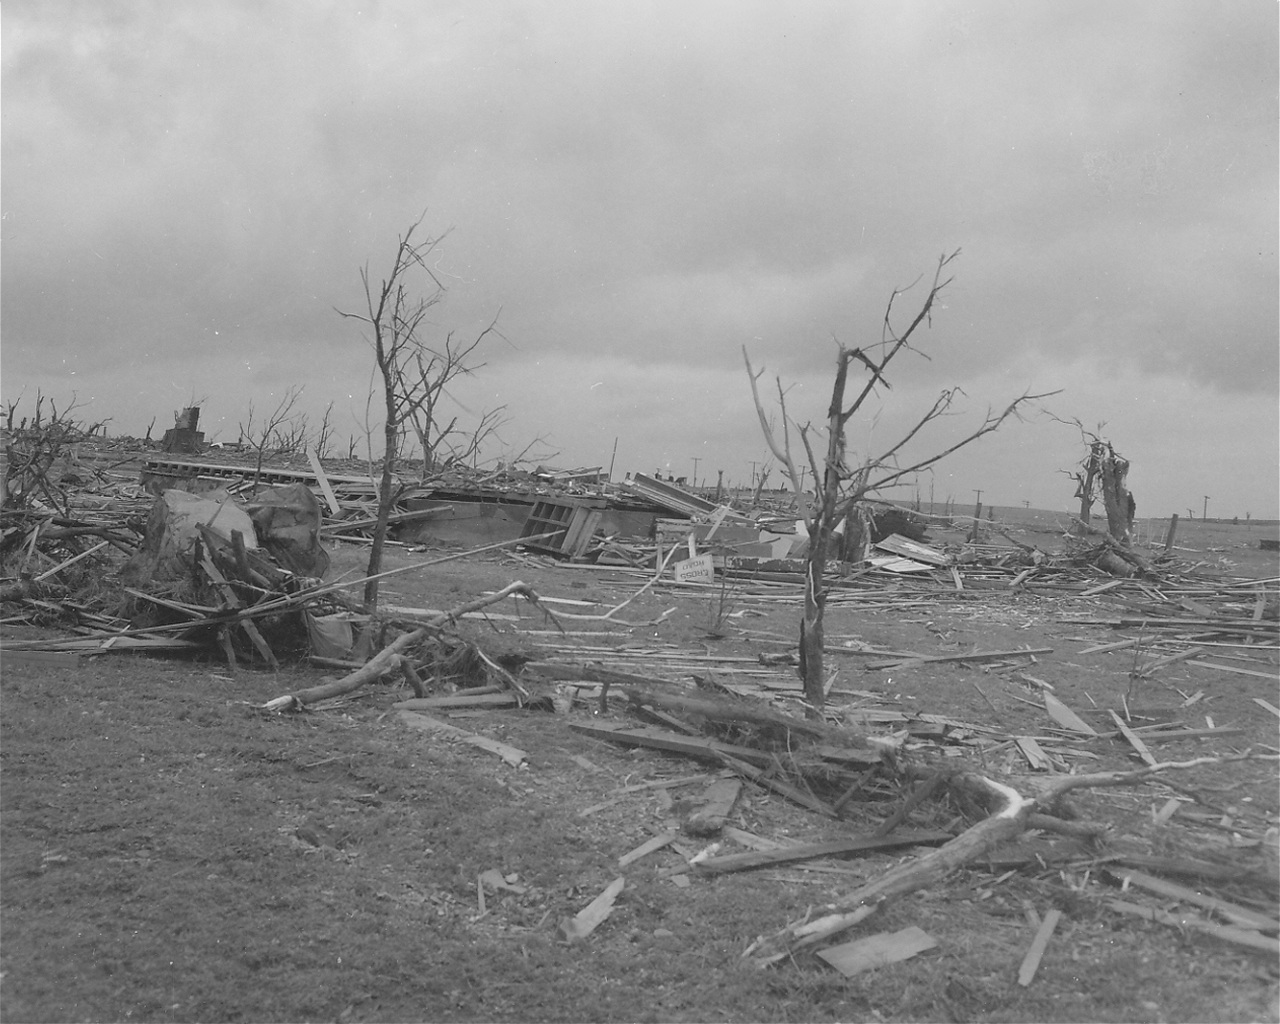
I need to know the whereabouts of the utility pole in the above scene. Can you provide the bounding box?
[607,437,618,482]
[969,489,983,543]
[1203,495,1210,522]
[748,460,761,489]
[691,457,701,489]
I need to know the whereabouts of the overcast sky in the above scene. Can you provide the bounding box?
[4,1,1277,518]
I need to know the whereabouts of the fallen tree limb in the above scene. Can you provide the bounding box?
[265,628,428,711]
[264,582,550,710]
[745,754,1271,964]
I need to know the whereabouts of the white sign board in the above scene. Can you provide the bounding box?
[673,554,715,585]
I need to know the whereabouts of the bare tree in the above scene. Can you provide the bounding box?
[2,391,106,514]
[403,341,507,478]
[1066,427,1134,544]
[313,401,338,460]
[238,386,305,493]
[337,214,503,611]
[744,251,1055,714]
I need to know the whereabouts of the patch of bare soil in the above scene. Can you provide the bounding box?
[3,523,1278,1023]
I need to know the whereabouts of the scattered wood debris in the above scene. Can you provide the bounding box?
[3,434,1277,990]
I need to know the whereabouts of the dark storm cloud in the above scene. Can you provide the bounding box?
[2,0,1275,513]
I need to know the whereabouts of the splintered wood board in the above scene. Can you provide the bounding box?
[1043,693,1097,736]
[569,721,773,767]
[1106,869,1280,931]
[817,926,938,977]
[694,830,951,874]
[1018,909,1062,986]
[683,778,742,836]
[396,710,527,767]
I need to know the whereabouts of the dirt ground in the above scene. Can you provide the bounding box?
[2,516,1278,1023]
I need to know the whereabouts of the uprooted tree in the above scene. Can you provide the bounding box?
[744,251,1056,714]
[1072,430,1135,541]
[338,214,503,612]
[1057,420,1148,576]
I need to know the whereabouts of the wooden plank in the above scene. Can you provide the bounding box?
[1106,869,1279,931]
[307,449,341,516]
[393,693,518,710]
[33,540,112,582]
[1111,855,1279,892]
[618,832,677,867]
[692,830,951,874]
[201,556,279,670]
[1136,726,1245,742]
[817,926,937,977]
[1108,710,1158,767]
[1043,693,1097,736]
[1076,638,1138,655]
[396,710,527,767]
[1015,736,1053,770]
[1018,908,1062,986]
[1108,899,1280,954]
[866,647,1052,670]
[683,778,742,836]
[1190,660,1280,681]
[568,721,774,767]
[1252,698,1280,719]
[559,877,625,942]
[1079,579,1126,597]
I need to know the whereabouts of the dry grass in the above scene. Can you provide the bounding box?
[2,523,1278,1023]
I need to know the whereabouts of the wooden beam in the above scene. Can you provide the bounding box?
[694,830,952,875]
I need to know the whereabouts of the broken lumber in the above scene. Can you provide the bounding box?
[1108,900,1280,955]
[817,926,938,977]
[694,831,951,875]
[1108,710,1158,767]
[394,693,518,711]
[559,877,625,942]
[865,647,1052,670]
[569,721,774,768]
[620,686,872,748]
[1017,908,1062,986]
[395,710,527,767]
[1103,868,1279,932]
[1043,693,1097,736]
[683,778,743,836]
[618,833,677,867]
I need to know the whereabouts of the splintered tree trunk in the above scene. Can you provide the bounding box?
[365,373,399,612]
[1077,444,1100,523]
[1099,449,1134,545]
[798,349,857,714]
[799,536,830,714]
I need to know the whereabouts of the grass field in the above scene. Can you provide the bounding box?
[2,516,1278,1022]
